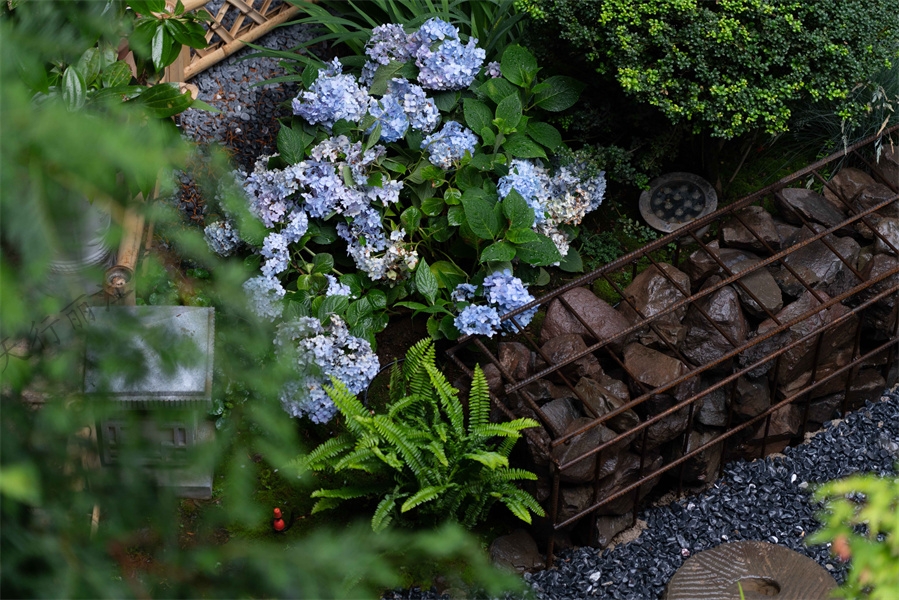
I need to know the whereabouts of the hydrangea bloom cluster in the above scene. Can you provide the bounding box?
[359,18,484,91]
[453,270,536,337]
[275,316,380,423]
[325,274,353,297]
[292,58,369,129]
[242,158,304,228]
[367,79,440,143]
[497,158,607,258]
[485,61,502,78]
[204,220,241,257]
[421,121,478,169]
[243,274,286,321]
[411,18,485,90]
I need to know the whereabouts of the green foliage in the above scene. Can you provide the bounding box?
[523,0,899,138]
[272,0,528,68]
[0,4,523,597]
[808,469,899,600]
[297,339,545,530]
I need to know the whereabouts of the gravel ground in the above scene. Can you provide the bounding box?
[179,24,899,600]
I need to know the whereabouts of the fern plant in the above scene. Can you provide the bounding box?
[295,338,544,531]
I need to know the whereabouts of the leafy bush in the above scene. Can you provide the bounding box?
[296,338,545,530]
[520,0,899,138]
[809,468,899,600]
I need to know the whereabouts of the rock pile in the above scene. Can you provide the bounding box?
[481,163,898,550]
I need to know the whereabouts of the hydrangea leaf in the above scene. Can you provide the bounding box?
[369,60,407,96]
[515,233,563,266]
[463,98,493,136]
[433,90,460,112]
[421,165,446,183]
[443,187,462,205]
[421,197,445,216]
[447,205,465,226]
[505,228,540,244]
[533,75,584,112]
[501,189,536,230]
[347,298,374,325]
[479,126,496,146]
[503,132,546,159]
[367,289,388,310]
[558,247,584,273]
[317,294,349,324]
[431,261,466,290]
[526,121,562,151]
[468,153,494,172]
[311,253,334,274]
[461,189,500,240]
[277,125,306,165]
[500,44,539,88]
[401,206,423,233]
[340,273,365,298]
[438,314,458,340]
[428,215,454,242]
[307,222,338,245]
[414,258,439,305]
[494,93,523,133]
[481,77,518,104]
[480,240,516,263]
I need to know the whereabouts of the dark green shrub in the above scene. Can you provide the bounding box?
[520,0,899,138]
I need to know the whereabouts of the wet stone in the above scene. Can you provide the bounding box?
[873,217,899,255]
[823,167,876,212]
[499,341,533,382]
[776,187,848,231]
[721,206,782,253]
[680,279,748,369]
[539,287,631,349]
[594,513,635,549]
[575,377,640,433]
[696,383,730,428]
[489,528,545,573]
[620,264,691,348]
[540,334,604,382]
[679,429,724,484]
[540,397,583,438]
[750,403,802,455]
[858,253,899,337]
[553,417,621,484]
[779,225,862,298]
[733,375,772,422]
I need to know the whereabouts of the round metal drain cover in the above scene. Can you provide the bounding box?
[665,541,837,599]
[639,172,717,234]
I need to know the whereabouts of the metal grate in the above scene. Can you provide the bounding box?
[446,127,899,564]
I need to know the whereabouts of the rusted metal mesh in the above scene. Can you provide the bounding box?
[446,127,899,562]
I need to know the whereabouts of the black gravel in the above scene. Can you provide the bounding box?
[182,23,899,600]
[525,387,899,600]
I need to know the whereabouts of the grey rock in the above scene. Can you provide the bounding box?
[858,253,899,337]
[776,187,849,231]
[574,377,640,433]
[499,341,532,382]
[778,225,862,297]
[872,144,899,187]
[680,429,724,484]
[521,378,570,405]
[553,417,622,484]
[539,287,631,350]
[540,397,583,438]
[873,217,899,255]
[749,402,802,455]
[489,528,545,573]
[721,206,782,253]
[684,240,722,283]
[623,343,697,402]
[619,263,691,347]
[823,167,876,212]
[539,334,604,382]
[804,393,843,425]
[733,375,772,422]
[851,183,899,238]
[696,383,730,428]
[681,279,748,368]
[594,513,635,549]
[724,252,784,318]
[482,363,503,398]
[591,452,663,516]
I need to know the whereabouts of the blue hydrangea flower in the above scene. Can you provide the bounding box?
[276,316,380,423]
[292,58,370,130]
[361,23,416,84]
[421,121,477,169]
[325,274,353,297]
[387,78,440,133]
[451,282,476,302]
[243,275,285,321]
[485,61,501,78]
[260,232,290,277]
[204,220,241,257]
[497,159,550,225]
[412,17,459,45]
[454,304,502,337]
[415,36,485,91]
[281,209,309,244]
[241,159,304,229]
[481,269,537,332]
[367,93,409,142]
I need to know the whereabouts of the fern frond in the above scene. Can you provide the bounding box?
[333,446,384,472]
[388,359,407,403]
[300,433,355,472]
[426,363,464,436]
[462,488,492,529]
[463,451,509,470]
[400,484,454,513]
[370,415,432,483]
[311,485,380,500]
[402,338,433,380]
[426,439,449,468]
[486,467,540,482]
[325,377,371,436]
[499,487,546,524]
[372,494,401,532]
[468,364,490,431]
[311,497,343,514]
[388,394,424,419]
[470,419,540,438]
[496,435,518,458]
[370,445,404,471]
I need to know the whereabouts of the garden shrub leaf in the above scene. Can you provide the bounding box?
[500,44,538,87]
[414,258,439,305]
[558,247,584,272]
[463,98,493,134]
[461,189,499,240]
[502,189,536,229]
[481,77,518,104]
[495,93,522,133]
[526,121,562,151]
[534,75,584,112]
[480,240,516,263]
[62,66,86,111]
[464,451,509,470]
[369,60,407,96]
[505,227,540,244]
[503,132,546,158]
[514,233,563,265]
